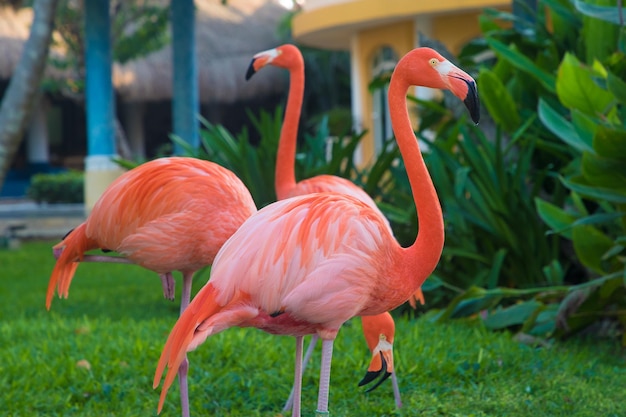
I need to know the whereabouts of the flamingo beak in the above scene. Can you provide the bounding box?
[445,65,480,125]
[461,78,480,125]
[245,58,260,80]
[434,58,480,125]
[359,351,393,392]
[245,48,280,81]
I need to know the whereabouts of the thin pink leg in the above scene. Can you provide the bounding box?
[391,372,402,408]
[283,334,318,412]
[160,273,176,301]
[316,339,334,415]
[292,336,304,417]
[179,272,193,314]
[178,357,190,417]
[178,272,194,417]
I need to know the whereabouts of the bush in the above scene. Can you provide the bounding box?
[27,170,84,204]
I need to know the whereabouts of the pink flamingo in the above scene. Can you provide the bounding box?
[153,47,479,416]
[246,44,423,408]
[46,156,256,417]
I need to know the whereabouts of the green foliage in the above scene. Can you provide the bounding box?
[436,0,626,343]
[26,170,84,204]
[175,107,369,210]
[2,241,626,416]
[172,108,282,209]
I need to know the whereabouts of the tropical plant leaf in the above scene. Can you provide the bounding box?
[477,68,520,132]
[556,53,614,115]
[593,125,626,159]
[582,152,626,191]
[485,38,556,92]
[535,198,577,239]
[572,225,616,274]
[483,300,543,330]
[607,71,626,105]
[538,99,592,152]
[573,0,626,25]
[562,176,626,203]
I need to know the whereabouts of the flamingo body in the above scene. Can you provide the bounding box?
[46,157,256,309]
[155,47,480,416]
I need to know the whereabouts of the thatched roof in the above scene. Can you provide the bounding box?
[0,0,289,104]
[0,7,34,79]
[115,0,289,103]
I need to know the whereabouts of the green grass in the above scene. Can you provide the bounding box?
[1,241,625,417]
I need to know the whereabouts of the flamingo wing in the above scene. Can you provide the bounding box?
[209,193,397,327]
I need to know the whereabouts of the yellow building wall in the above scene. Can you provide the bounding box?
[355,20,415,165]
[432,11,486,54]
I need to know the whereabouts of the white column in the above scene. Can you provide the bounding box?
[123,101,146,159]
[26,96,50,165]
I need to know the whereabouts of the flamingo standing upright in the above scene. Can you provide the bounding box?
[46,156,257,417]
[154,47,479,417]
[246,44,422,408]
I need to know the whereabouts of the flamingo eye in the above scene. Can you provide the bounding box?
[429,58,438,66]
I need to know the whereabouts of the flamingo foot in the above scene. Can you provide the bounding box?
[160,273,176,301]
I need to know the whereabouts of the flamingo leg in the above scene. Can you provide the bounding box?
[292,336,304,417]
[315,339,334,416]
[178,271,194,417]
[160,272,176,301]
[391,372,402,408]
[283,334,319,412]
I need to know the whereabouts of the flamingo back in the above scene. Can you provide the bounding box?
[209,192,401,329]
[85,157,256,273]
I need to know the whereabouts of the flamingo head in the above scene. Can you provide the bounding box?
[398,47,480,124]
[246,44,303,80]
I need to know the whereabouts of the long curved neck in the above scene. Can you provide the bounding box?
[275,63,304,199]
[388,77,444,284]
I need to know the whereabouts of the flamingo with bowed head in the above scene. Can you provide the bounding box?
[246,43,422,408]
[154,47,479,416]
[46,156,257,417]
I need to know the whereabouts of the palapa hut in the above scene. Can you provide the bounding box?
[0,0,289,197]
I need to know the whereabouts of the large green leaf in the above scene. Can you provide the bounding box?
[582,152,626,190]
[478,68,520,132]
[486,38,556,92]
[572,225,616,274]
[556,53,614,115]
[535,198,577,239]
[607,71,626,105]
[537,99,592,152]
[483,300,543,330]
[593,125,626,159]
[562,176,626,203]
[573,0,626,25]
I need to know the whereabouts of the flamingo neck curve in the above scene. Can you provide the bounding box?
[275,60,305,200]
[388,74,444,288]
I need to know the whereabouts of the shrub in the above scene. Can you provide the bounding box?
[27,170,84,204]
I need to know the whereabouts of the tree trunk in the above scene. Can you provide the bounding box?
[0,0,59,192]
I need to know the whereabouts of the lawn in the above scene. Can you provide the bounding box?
[1,241,624,417]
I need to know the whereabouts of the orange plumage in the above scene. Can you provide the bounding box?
[46,156,256,417]
[154,47,479,417]
[47,157,256,311]
[247,44,422,409]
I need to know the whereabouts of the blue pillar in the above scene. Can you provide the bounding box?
[83,0,125,213]
[84,0,115,157]
[171,0,199,153]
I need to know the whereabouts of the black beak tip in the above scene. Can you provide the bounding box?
[358,371,380,387]
[245,59,256,81]
[464,80,480,125]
